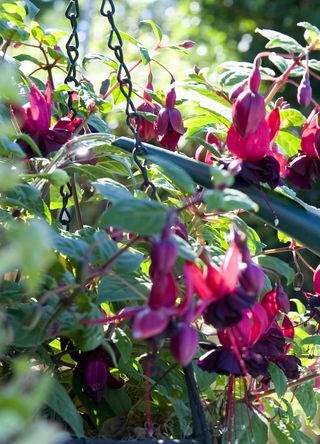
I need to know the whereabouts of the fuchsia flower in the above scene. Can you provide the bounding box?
[135,82,160,142]
[186,241,263,329]
[11,82,82,158]
[286,110,320,188]
[73,345,123,403]
[155,88,185,151]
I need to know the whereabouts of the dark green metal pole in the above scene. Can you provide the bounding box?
[112,136,320,256]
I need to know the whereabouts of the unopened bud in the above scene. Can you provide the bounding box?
[179,40,195,49]
[297,71,312,108]
[170,323,198,366]
[276,283,290,313]
[249,66,261,94]
[239,261,265,295]
[229,82,245,101]
[150,239,177,274]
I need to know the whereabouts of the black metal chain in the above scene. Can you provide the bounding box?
[100,0,156,198]
[65,0,80,112]
[59,183,73,231]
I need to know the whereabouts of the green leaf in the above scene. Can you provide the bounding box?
[141,19,162,42]
[93,178,132,203]
[298,21,320,46]
[0,137,24,157]
[47,379,84,437]
[271,421,295,444]
[280,109,305,128]
[119,31,139,46]
[99,199,168,236]
[204,189,258,212]
[276,130,300,157]
[24,0,39,19]
[0,183,50,219]
[173,234,196,261]
[294,382,317,420]
[139,45,151,65]
[300,335,320,346]
[150,155,195,194]
[114,328,132,363]
[97,273,150,303]
[104,388,132,415]
[256,28,305,53]
[31,25,44,42]
[52,231,89,261]
[268,362,287,398]
[183,82,231,108]
[257,255,294,284]
[82,53,118,71]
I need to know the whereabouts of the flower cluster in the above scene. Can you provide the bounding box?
[136,84,185,151]
[11,82,82,158]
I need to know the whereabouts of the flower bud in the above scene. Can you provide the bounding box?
[170,323,198,366]
[313,264,320,294]
[276,283,290,313]
[232,91,266,137]
[249,66,261,94]
[150,239,177,274]
[229,82,245,101]
[179,40,195,49]
[239,261,265,295]
[132,307,170,339]
[293,271,304,291]
[297,71,312,108]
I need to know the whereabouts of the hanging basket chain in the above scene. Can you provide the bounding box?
[59,183,73,231]
[100,0,156,198]
[65,0,80,112]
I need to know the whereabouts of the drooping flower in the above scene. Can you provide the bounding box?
[155,88,185,151]
[285,111,320,188]
[186,242,260,328]
[11,82,82,158]
[135,82,160,142]
[73,345,123,403]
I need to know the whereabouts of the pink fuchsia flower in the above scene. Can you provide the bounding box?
[227,119,270,161]
[155,88,185,151]
[11,82,82,158]
[186,243,259,328]
[301,111,320,157]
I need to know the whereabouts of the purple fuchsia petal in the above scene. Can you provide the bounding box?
[170,323,199,366]
[168,108,185,134]
[232,91,266,137]
[132,307,170,339]
[155,108,170,138]
[198,347,243,376]
[85,359,108,402]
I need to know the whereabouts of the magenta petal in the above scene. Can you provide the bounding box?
[29,84,51,133]
[169,108,185,134]
[132,307,170,339]
[155,108,170,138]
[227,120,270,161]
[170,323,198,366]
[232,91,266,137]
[165,89,176,108]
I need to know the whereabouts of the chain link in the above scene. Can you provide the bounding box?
[65,0,80,111]
[59,183,73,230]
[100,0,156,198]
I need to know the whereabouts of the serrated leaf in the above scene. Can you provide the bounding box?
[150,154,195,194]
[47,379,84,437]
[99,199,168,236]
[256,28,304,53]
[141,19,162,42]
[268,362,287,398]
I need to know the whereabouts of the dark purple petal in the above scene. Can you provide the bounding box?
[168,108,184,134]
[155,108,170,138]
[85,359,108,402]
[276,355,301,380]
[198,347,243,376]
[253,327,285,357]
[170,323,198,366]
